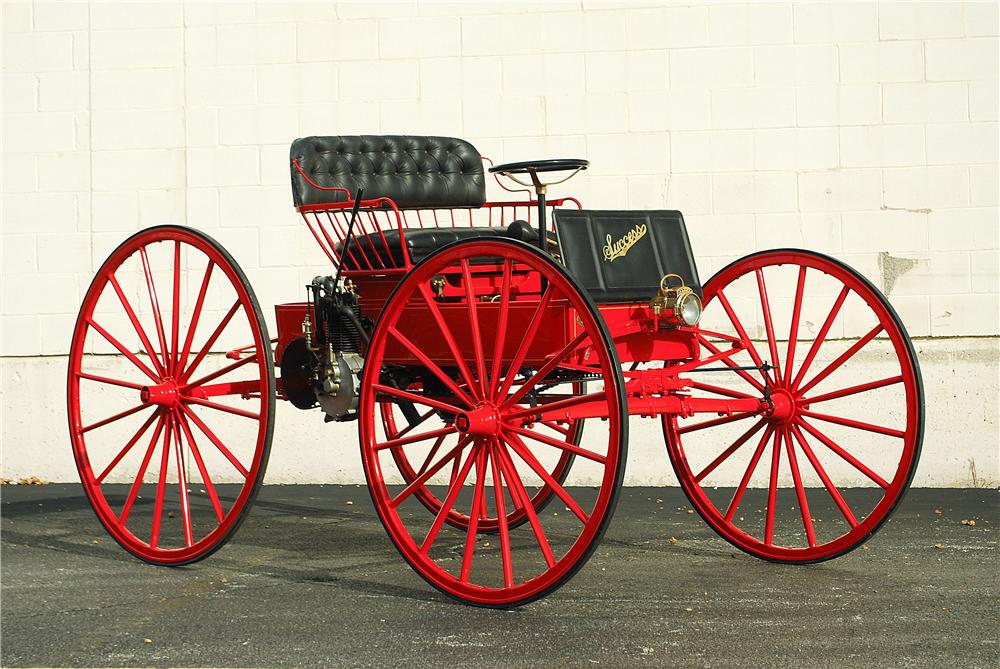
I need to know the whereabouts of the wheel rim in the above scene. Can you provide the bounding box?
[68,226,274,564]
[379,382,583,532]
[361,239,626,606]
[664,249,922,562]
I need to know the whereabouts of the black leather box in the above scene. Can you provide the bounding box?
[553,209,701,304]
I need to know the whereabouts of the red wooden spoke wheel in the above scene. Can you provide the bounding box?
[361,238,627,607]
[68,225,275,565]
[378,383,584,533]
[664,249,922,562]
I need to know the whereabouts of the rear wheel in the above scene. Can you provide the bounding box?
[68,225,274,565]
[361,238,627,607]
[664,249,922,563]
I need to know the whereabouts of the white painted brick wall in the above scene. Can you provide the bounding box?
[1,1,997,486]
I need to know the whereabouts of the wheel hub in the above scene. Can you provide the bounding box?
[767,388,797,423]
[454,403,501,437]
[140,380,180,408]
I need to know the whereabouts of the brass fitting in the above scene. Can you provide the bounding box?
[430,275,446,298]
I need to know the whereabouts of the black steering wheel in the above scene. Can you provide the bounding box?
[489,158,589,175]
[489,158,588,196]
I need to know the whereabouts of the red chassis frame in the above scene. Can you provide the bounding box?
[269,178,772,427]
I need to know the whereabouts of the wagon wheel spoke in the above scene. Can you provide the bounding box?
[139,247,171,373]
[460,260,488,398]
[149,415,173,549]
[724,425,774,522]
[176,260,214,375]
[504,391,606,421]
[390,437,470,508]
[502,430,588,524]
[488,260,513,397]
[798,419,890,488]
[503,330,590,408]
[95,410,161,484]
[86,318,160,383]
[391,409,436,442]
[763,429,782,546]
[119,413,166,526]
[179,404,249,479]
[783,428,816,548]
[783,267,807,387]
[791,286,850,390]
[800,410,904,440]
[170,241,182,373]
[495,439,555,568]
[540,420,570,436]
[698,335,766,394]
[797,325,884,396]
[180,300,241,384]
[490,440,515,588]
[373,384,463,415]
[790,425,858,528]
[108,273,167,378]
[387,327,476,408]
[677,411,756,436]
[420,446,478,554]
[694,418,766,483]
[182,352,259,392]
[716,289,772,385]
[77,371,146,391]
[170,411,194,547]
[495,285,556,402]
[504,424,605,464]
[460,447,489,583]
[804,375,904,405]
[80,403,150,434]
[418,284,481,402]
[688,381,755,400]
[176,409,225,523]
[374,425,458,453]
[754,268,782,382]
[413,434,448,478]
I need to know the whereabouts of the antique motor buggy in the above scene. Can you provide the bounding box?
[69,135,923,608]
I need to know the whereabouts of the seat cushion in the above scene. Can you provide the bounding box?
[290,135,486,209]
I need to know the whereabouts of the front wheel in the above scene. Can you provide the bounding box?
[360,238,627,607]
[664,249,923,563]
[68,225,275,565]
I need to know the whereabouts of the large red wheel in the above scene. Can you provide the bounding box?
[361,238,627,607]
[378,383,584,533]
[68,225,275,565]
[664,249,922,562]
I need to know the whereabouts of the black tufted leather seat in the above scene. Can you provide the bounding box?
[290,135,486,209]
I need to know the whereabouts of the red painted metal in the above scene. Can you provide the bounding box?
[360,239,626,607]
[662,249,922,563]
[68,226,274,565]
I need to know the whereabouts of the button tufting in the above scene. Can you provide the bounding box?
[291,135,486,209]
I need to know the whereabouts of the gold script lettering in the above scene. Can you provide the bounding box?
[602,224,648,262]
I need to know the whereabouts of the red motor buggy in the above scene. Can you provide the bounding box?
[68,135,923,608]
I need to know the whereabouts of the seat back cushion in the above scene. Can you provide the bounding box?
[553,209,701,304]
[290,135,486,209]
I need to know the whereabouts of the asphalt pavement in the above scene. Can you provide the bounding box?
[1,484,996,668]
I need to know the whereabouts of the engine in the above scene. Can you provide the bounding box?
[279,276,370,422]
